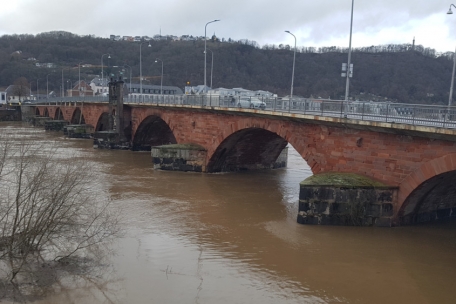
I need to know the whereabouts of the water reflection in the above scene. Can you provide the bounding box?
[1,122,456,304]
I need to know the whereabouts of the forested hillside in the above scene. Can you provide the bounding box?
[0,31,453,104]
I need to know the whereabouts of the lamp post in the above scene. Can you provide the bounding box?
[101,53,111,95]
[36,79,39,101]
[206,48,214,88]
[285,31,296,111]
[449,47,456,108]
[78,62,83,97]
[61,69,64,98]
[155,58,164,96]
[204,19,220,92]
[124,64,132,96]
[67,80,72,96]
[139,42,151,103]
[345,0,355,104]
[446,4,456,107]
[46,73,51,102]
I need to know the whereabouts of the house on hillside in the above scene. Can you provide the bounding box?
[110,35,121,41]
[35,62,56,68]
[90,77,109,95]
[67,80,93,97]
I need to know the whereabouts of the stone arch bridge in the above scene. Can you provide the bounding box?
[31,102,456,226]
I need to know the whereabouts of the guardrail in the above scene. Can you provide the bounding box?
[32,95,456,129]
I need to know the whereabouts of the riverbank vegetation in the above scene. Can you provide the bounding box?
[0,134,120,301]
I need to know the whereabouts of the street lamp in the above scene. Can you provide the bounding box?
[285,31,296,111]
[101,53,111,95]
[36,79,39,101]
[78,62,83,97]
[345,0,355,103]
[155,58,164,96]
[124,64,132,96]
[206,48,214,88]
[46,73,51,102]
[447,4,456,107]
[204,19,220,92]
[449,47,456,108]
[61,69,64,98]
[139,42,151,102]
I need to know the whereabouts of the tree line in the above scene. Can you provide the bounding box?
[0,31,454,104]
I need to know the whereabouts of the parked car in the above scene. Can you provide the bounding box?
[237,97,266,110]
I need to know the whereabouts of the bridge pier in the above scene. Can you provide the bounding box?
[151,144,207,172]
[93,131,130,149]
[63,124,94,139]
[297,173,398,227]
[93,77,130,149]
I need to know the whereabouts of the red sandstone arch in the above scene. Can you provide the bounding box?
[397,153,456,217]
[132,114,177,151]
[207,127,288,172]
[70,108,85,124]
[95,112,111,131]
[54,107,64,120]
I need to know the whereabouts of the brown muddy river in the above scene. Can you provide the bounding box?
[2,122,456,304]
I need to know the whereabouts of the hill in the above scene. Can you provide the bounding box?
[0,32,453,104]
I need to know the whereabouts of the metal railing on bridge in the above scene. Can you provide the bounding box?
[37,95,456,129]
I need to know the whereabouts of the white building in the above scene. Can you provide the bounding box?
[90,77,109,95]
[0,90,6,105]
[206,87,276,98]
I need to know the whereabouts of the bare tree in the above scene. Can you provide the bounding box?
[12,77,29,102]
[0,134,120,294]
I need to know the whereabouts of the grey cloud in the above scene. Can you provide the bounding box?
[0,0,454,52]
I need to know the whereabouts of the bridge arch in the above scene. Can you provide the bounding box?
[70,108,85,124]
[35,108,40,116]
[43,108,49,117]
[397,154,456,225]
[95,112,111,131]
[54,107,64,120]
[207,127,288,172]
[132,115,177,151]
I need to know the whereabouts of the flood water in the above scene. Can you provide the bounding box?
[2,122,456,304]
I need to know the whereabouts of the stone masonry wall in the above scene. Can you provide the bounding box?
[33,105,456,217]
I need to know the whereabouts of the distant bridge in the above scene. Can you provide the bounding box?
[27,95,456,226]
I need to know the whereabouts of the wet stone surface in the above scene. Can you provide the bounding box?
[44,120,68,131]
[151,144,207,172]
[64,124,94,139]
[297,173,397,227]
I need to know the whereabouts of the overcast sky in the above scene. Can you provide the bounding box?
[1,0,456,53]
